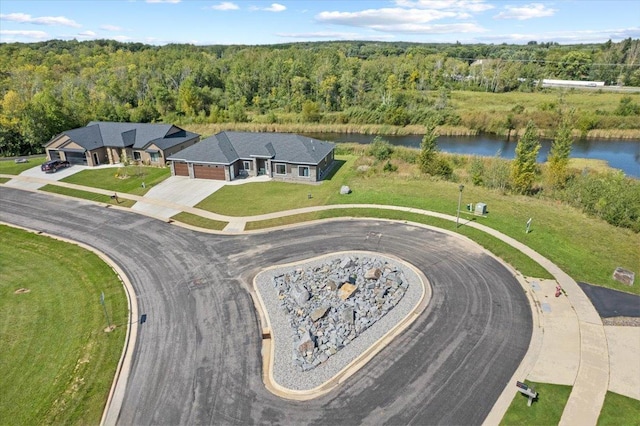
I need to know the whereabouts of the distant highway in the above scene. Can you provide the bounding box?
[542,83,640,93]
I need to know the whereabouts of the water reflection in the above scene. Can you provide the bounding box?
[303,133,640,178]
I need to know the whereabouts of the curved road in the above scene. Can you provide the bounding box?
[0,187,532,425]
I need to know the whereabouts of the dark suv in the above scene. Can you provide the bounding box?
[41,160,71,173]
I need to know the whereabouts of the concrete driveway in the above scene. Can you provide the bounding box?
[131,175,271,219]
[4,163,118,191]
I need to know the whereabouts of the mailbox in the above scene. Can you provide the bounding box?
[516,381,538,406]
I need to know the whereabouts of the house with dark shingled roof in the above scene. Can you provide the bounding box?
[44,122,200,167]
[167,131,335,182]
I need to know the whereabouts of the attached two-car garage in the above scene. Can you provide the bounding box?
[194,164,225,180]
[172,161,226,180]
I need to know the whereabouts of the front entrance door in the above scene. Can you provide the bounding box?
[93,152,99,165]
[257,159,266,175]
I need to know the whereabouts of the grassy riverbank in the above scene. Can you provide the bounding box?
[199,154,639,293]
[183,90,640,140]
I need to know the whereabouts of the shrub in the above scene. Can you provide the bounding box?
[614,96,640,116]
[469,156,485,186]
[561,170,640,232]
[368,136,394,161]
[383,161,398,173]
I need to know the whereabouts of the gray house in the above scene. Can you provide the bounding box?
[45,122,200,167]
[168,131,335,182]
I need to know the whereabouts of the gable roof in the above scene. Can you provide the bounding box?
[168,131,334,165]
[47,122,199,151]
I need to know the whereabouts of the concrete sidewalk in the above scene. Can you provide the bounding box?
[2,177,636,424]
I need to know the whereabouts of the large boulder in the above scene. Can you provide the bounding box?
[291,284,310,306]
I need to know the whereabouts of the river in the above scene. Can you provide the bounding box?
[303,133,640,178]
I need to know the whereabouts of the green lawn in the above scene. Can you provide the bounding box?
[170,212,228,230]
[0,225,127,425]
[196,158,352,216]
[40,185,136,207]
[501,381,640,426]
[0,157,47,175]
[246,208,551,279]
[598,391,640,426]
[202,155,640,292]
[60,165,170,195]
[501,381,572,426]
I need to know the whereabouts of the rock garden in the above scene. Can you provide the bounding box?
[254,251,425,391]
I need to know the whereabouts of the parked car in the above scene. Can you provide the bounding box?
[41,160,71,173]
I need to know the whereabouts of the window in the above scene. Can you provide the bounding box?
[275,163,286,175]
[243,161,251,170]
[133,151,141,161]
[298,166,309,177]
[150,152,160,162]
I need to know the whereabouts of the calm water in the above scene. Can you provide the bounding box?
[304,133,640,178]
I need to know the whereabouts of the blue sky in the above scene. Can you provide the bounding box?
[1,1,638,45]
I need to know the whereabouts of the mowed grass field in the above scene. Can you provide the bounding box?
[0,225,127,425]
[61,165,170,196]
[201,155,640,293]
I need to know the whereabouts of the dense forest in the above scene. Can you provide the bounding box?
[1,38,639,156]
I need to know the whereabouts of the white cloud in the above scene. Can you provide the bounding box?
[382,22,486,33]
[394,0,494,12]
[77,30,97,37]
[100,24,123,32]
[250,3,286,12]
[0,29,49,39]
[315,0,496,34]
[317,8,459,27]
[494,3,556,20]
[277,31,395,41]
[210,2,239,10]
[0,12,81,28]
[265,3,286,12]
[113,35,133,42]
[482,26,640,44]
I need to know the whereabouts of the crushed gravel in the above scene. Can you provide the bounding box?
[255,251,425,391]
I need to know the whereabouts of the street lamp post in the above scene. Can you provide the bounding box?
[456,184,464,228]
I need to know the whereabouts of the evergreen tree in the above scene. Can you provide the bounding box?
[511,120,541,194]
[547,116,573,189]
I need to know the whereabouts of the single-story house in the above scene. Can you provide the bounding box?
[44,122,200,167]
[167,132,335,182]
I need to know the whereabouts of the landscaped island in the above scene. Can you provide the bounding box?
[254,251,427,392]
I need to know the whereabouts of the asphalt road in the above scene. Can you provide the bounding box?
[578,282,640,318]
[0,187,532,425]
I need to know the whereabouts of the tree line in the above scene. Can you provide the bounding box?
[0,38,639,156]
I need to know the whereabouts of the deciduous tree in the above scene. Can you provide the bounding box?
[511,120,541,194]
